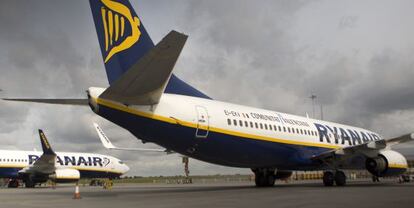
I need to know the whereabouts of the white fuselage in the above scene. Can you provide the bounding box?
[88,87,386,169]
[0,150,129,178]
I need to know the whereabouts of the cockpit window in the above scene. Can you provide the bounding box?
[118,160,124,164]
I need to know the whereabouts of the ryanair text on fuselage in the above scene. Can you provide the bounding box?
[314,123,381,145]
[28,155,109,167]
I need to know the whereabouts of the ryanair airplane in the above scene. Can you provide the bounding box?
[4,0,413,187]
[0,129,129,188]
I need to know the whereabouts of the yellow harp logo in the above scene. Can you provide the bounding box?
[100,0,141,63]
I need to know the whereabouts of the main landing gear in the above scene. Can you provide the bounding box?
[252,168,275,187]
[24,179,36,188]
[7,179,19,188]
[323,170,346,186]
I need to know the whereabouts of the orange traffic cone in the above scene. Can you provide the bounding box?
[73,183,81,199]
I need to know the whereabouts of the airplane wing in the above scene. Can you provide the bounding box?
[2,98,88,105]
[312,132,414,161]
[385,133,414,146]
[99,30,188,105]
[93,123,170,153]
[19,130,57,175]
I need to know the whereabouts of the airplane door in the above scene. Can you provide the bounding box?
[195,106,209,138]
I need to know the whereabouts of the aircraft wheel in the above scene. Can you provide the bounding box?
[334,171,346,186]
[323,171,334,186]
[7,179,19,188]
[25,179,35,188]
[254,169,275,187]
[255,173,266,187]
[265,174,275,187]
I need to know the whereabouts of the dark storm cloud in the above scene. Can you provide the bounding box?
[0,0,414,176]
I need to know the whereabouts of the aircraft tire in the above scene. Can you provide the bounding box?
[266,174,275,187]
[323,171,334,186]
[254,170,275,187]
[334,171,346,186]
[7,179,19,188]
[25,180,35,188]
[255,174,266,187]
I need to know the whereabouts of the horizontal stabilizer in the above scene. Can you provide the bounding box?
[99,30,188,105]
[93,123,169,152]
[2,98,88,105]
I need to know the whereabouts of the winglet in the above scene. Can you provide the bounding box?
[93,123,116,149]
[93,123,170,152]
[38,129,56,155]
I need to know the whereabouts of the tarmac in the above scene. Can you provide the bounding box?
[0,180,413,208]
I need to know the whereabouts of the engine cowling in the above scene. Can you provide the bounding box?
[275,170,293,180]
[49,169,80,183]
[366,150,408,177]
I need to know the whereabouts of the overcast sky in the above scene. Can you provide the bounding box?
[0,0,414,176]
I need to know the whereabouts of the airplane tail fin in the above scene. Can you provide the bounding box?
[38,130,56,156]
[89,0,211,99]
[89,0,154,85]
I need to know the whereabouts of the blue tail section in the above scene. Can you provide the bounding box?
[89,0,154,85]
[38,129,56,155]
[89,0,210,99]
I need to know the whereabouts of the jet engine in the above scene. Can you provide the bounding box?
[49,169,80,183]
[366,150,407,177]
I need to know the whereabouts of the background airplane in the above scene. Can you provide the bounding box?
[0,129,129,188]
[3,0,413,187]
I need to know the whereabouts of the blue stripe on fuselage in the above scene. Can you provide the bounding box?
[97,104,330,169]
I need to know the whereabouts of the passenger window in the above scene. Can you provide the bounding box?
[233,119,237,126]
[264,124,268,130]
[250,122,253,128]
[227,119,231,125]
[287,127,291,133]
[300,129,303,134]
[260,123,263,129]
[279,126,282,131]
[245,121,249,127]
[239,120,243,127]
[283,127,286,132]
[269,125,272,130]
[255,123,258,128]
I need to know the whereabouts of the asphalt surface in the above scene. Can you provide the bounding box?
[0,180,413,208]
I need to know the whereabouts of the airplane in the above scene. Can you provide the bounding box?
[3,0,413,187]
[0,129,129,188]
